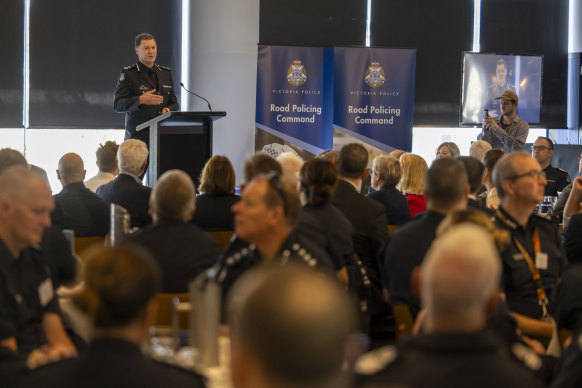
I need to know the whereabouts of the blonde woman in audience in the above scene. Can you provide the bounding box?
[482,148,505,210]
[397,153,428,218]
[435,141,461,159]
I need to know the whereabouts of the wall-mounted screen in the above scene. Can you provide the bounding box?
[461,52,543,125]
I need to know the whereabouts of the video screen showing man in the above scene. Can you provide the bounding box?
[485,59,516,118]
[113,33,179,148]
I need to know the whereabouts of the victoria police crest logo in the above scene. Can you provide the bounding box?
[287,60,307,87]
[365,62,386,88]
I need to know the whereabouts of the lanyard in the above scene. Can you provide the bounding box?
[497,210,550,319]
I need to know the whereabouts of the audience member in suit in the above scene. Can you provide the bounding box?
[190,155,240,231]
[367,155,410,225]
[51,153,109,237]
[84,141,119,193]
[16,245,206,388]
[483,148,505,210]
[457,156,495,215]
[97,139,152,228]
[358,225,544,388]
[229,266,357,388]
[397,153,428,218]
[383,158,469,318]
[123,170,220,293]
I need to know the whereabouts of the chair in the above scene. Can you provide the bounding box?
[392,304,414,340]
[209,230,234,252]
[74,236,106,259]
[153,293,190,329]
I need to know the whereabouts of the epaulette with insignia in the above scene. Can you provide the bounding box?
[156,64,171,71]
[354,345,398,375]
[511,343,542,371]
[289,242,318,267]
[533,212,554,222]
[122,64,137,71]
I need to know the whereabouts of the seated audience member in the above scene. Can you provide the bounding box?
[16,245,206,388]
[383,158,468,318]
[367,155,410,225]
[531,136,570,197]
[357,225,544,388]
[0,167,77,381]
[228,266,356,388]
[216,173,334,302]
[563,176,582,219]
[0,148,52,191]
[551,150,582,221]
[493,152,566,339]
[123,170,220,293]
[84,141,119,193]
[564,212,582,265]
[483,148,505,209]
[551,265,582,388]
[276,152,303,188]
[316,149,339,165]
[397,153,428,218]
[457,156,494,215]
[435,141,461,159]
[469,140,493,162]
[97,139,152,228]
[51,153,109,237]
[190,155,240,231]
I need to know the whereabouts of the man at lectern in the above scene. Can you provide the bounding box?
[113,33,179,148]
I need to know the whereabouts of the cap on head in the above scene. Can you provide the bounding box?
[496,90,518,104]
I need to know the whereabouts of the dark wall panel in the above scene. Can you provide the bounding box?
[0,1,24,128]
[480,0,569,128]
[260,0,367,47]
[371,0,474,126]
[29,0,181,128]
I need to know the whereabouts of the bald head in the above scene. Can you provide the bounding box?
[422,224,501,330]
[150,169,195,222]
[57,153,86,186]
[229,266,356,388]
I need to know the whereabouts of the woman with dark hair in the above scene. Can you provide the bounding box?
[190,155,240,231]
[16,245,206,388]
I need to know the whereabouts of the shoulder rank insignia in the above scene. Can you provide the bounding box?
[354,345,398,375]
[511,343,542,371]
[156,64,171,71]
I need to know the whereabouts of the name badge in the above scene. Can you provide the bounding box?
[38,278,54,307]
[512,253,524,261]
[535,253,548,270]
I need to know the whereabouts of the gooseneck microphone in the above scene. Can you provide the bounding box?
[179,82,213,111]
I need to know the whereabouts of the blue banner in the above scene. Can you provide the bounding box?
[256,45,334,156]
[334,47,416,152]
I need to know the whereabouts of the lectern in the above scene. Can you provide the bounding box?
[136,111,226,188]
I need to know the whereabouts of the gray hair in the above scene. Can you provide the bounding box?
[372,155,401,187]
[117,139,148,175]
[469,140,492,161]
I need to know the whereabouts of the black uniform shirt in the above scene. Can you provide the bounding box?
[543,164,570,197]
[0,238,60,354]
[495,207,567,319]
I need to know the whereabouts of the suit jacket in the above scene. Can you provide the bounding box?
[113,62,179,143]
[190,193,240,231]
[15,338,206,388]
[367,185,411,226]
[96,173,152,228]
[123,220,220,292]
[51,182,110,237]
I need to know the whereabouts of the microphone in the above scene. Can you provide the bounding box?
[180,82,213,111]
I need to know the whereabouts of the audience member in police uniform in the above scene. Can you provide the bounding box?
[97,139,152,228]
[356,225,545,388]
[382,158,469,318]
[492,152,567,340]
[531,136,570,197]
[123,170,220,293]
[51,153,109,237]
[367,155,410,225]
[550,264,582,388]
[84,141,119,193]
[0,167,77,383]
[216,173,334,304]
[15,245,206,388]
[228,265,356,388]
[114,33,179,146]
[456,155,495,215]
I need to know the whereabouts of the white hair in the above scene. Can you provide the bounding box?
[469,140,492,162]
[276,152,304,185]
[422,224,501,321]
[117,139,148,174]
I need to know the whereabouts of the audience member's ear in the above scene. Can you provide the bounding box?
[148,198,154,217]
[56,169,61,181]
[81,169,87,180]
[464,183,470,200]
[360,168,370,181]
[185,204,196,221]
[485,290,501,318]
[139,160,148,176]
[411,266,422,300]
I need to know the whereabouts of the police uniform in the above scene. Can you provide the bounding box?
[0,238,60,355]
[543,164,570,197]
[494,207,567,320]
[113,61,179,145]
[15,338,206,388]
[355,330,545,388]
